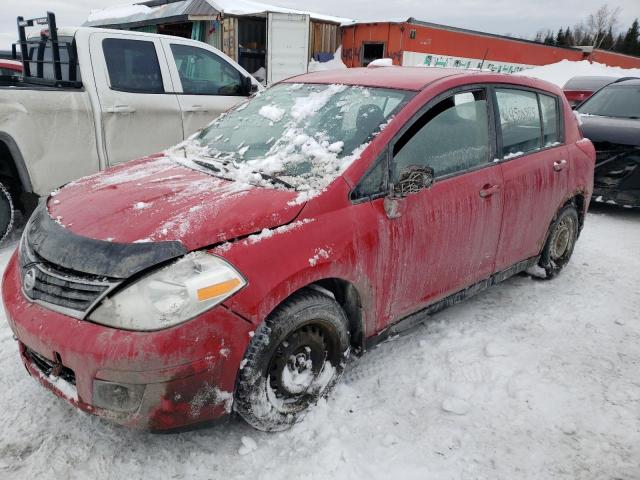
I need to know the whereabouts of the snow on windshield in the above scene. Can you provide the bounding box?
[165,83,412,201]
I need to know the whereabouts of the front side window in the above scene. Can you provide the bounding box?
[392,90,490,181]
[102,38,164,93]
[495,89,542,157]
[170,44,243,95]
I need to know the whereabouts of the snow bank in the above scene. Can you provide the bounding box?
[515,59,640,87]
[308,47,348,73]
[368,58,394,67]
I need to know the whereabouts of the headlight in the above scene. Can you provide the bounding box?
[88,252,246,331]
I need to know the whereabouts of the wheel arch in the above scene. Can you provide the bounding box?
[0,132,36,212]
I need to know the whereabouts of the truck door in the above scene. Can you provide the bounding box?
[161,38,254,137]
[89,32,183,166]
[267,13,310,84]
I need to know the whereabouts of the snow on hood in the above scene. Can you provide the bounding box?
[47,156,305,251]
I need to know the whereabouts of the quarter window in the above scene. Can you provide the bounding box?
[539,94,560,146]
[103,39,164,93]
[392,90,490,181]
[170,44,243,95]
[495,89,542,157]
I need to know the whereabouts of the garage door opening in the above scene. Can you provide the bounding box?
[362,42,385,66]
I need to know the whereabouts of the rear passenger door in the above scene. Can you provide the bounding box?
[161,39,252,136]
[493,87,569,271]
[90,32,183,166]
[380,87,504,323]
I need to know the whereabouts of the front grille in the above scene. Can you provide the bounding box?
[27,265,109,312]
[25,348,76,385]
[19,234,119,318]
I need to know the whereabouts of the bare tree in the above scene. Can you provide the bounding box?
[586,4,622,48]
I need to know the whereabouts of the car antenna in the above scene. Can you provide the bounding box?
[479,49,489,70]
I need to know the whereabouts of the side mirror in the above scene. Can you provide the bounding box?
[384,165,434,219]
[392,165,434,198]
[241,75,258,96]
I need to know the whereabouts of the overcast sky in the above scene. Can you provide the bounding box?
[2,0,639,50]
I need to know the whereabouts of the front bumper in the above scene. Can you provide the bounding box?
[593,149,640,208]
[2,252,253,431]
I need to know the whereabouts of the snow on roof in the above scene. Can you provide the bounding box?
[85,0,353,26]
[207,0,353,24]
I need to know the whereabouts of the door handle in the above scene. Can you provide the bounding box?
[104,105,136,114]
[479,184,501,198]
[184,105,210,113]
[553,159,567,172]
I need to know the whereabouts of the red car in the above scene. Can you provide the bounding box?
[0,59,22,78]
[2,67,595,432]
[562,75,617,107]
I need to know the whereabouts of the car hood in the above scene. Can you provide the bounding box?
[579,115,640,147]
[47,155,305,252]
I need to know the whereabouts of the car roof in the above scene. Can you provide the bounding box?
[563,76,618,90]
[283,66,557,92]
[284,66,477,91]
[611,78,640,86]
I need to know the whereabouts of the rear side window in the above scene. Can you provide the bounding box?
[102,39,164,93]
[392,89,490,180]
[170,44,242,95]
[495,89,542,157]
[539,94,560,146]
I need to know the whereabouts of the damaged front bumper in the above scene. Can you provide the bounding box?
[2,252,253,431]
[592,145,640,208]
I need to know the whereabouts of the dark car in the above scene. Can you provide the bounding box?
[577,78,640,207]
[563,76,617,107]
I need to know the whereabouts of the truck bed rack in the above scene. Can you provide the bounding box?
[14,12,82,88]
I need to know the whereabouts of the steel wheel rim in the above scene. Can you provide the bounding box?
[266,322,338,413]
[550,215,576,261]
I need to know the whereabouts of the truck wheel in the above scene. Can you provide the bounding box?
[0,182,14,244]
[538,204,579,279]
[234,289,350,432]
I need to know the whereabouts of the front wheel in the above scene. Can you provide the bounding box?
[538,204,579,279]
[0,182,14,244]
[234,289,350,432]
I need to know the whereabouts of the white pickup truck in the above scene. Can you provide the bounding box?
[0,13,261,239]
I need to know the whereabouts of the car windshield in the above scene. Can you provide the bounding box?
[577,84,640,119]
[175,83,412,194]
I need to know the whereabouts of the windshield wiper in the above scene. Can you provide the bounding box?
[255,172,295,189]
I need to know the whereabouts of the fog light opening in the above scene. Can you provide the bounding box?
[93,380,145,413]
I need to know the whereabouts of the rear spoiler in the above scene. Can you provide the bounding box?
[13,11,81,88]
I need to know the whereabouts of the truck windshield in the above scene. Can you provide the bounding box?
[190,83,413,191]
[577,84,640,119]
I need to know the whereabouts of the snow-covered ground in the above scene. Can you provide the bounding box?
[0,204,638,479]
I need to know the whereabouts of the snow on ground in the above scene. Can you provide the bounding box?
[516,60,640,87]
[0,205,639,479]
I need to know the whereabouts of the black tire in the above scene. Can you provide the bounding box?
[234,289,350,432]
[538,204,579,279]
[0,182,14,245]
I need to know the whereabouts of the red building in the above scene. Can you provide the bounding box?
[341,18,640,71]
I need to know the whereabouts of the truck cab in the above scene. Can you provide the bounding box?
[0,13,262,241]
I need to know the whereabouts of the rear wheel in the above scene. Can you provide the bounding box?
[0,182,14,244]
[234,289,350,432]
[538,204,579,279]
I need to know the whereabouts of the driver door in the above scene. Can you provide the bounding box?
[379,87,504,324]
[161,39,252,136]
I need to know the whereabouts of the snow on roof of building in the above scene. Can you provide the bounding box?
[85,0,353,27]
